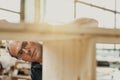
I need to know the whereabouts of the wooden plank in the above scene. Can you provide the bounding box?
[0,22,120,37]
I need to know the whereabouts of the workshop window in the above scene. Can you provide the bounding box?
[0,0,22,23]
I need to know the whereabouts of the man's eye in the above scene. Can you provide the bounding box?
[22,41,28,48]
[28,49,31,53]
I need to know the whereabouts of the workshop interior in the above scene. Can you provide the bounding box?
[0,0,120,80]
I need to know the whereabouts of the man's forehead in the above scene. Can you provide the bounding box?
[9,41,21,48]
[8,41,22,55]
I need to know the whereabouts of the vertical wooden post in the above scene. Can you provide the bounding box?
[43,38,96,80]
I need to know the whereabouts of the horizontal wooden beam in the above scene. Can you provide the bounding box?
[0,22,120,41]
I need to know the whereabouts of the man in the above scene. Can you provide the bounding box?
[7,41,42,80]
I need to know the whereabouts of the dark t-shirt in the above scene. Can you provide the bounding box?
[31,62,42,80]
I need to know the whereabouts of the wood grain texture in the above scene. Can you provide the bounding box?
[43,38,95,80]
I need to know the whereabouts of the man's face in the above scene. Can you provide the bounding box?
[8,41,42,63]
